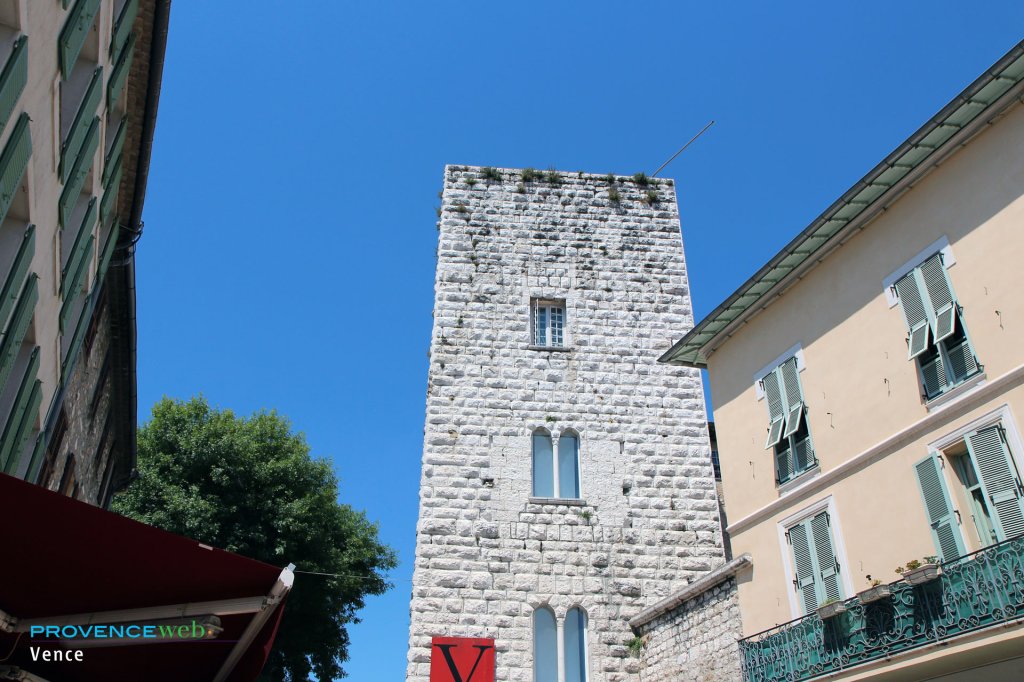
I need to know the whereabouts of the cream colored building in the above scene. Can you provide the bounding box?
[0,0,166,504]
[661,41,1024,681]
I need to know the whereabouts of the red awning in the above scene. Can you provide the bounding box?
[0,473,293,682]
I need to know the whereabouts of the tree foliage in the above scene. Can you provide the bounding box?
[113,397,397,681]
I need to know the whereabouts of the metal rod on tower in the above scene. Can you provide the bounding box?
[651,120,715,177]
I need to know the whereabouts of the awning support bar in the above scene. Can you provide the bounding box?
[12,596,269,632]
[213,564,294,682]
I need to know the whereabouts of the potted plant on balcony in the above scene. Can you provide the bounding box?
[857,575,892,604]
[896,556,942,586]
[817,597,847,620]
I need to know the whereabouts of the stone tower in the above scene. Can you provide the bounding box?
[407,166,725,682]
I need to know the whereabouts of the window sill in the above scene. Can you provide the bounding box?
[528,497,586,506]
[527,345,572,353]
[925,372,987,413]
[777,465,820,496]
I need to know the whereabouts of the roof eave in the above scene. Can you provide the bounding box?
[659,40,1024,369]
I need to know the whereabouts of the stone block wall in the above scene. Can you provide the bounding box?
[37,292,120,506]
[634,579,742,682]
[407,166,725,681]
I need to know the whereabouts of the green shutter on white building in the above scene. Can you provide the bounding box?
[58,0,102,79]
[779,358,805,439]
[914,453,966,561]
[788,521,819,614]
[966,426,1024,541]
[762,370,785,449]
[811,512,842,603]
[0,347,41,475]
[895,269,930,359]
[788,510,843,615]
[920,255,956,342]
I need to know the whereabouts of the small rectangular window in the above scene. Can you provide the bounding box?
[532,299,566,349]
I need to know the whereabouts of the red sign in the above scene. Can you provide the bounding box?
[430,637,495,682]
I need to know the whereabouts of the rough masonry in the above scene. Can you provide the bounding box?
[407,166,733,681]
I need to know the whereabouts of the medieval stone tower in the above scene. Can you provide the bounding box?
[407,166,727,682]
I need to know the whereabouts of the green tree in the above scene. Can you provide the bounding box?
[113,397,397,681]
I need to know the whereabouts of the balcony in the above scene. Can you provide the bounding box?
[739,535,1024,682]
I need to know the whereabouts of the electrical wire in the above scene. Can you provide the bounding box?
[292,570,412,582]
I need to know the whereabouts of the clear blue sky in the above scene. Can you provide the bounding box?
[136,3,1024,679]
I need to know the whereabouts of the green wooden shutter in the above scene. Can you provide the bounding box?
[919,255,957,343]
[107,32,136,109]
[97,223,121,287]
[914,453,966,561]
[58,0,102,79]
[810,511,842,603]
[0,113,31,228]
[100,156,122,226]
[0,36,27,137]
[61,293,91,380]
[60,67,102,183]
[58,116,99,228]
[103,117,127,186]
[0,347,41,474]
[61,198,96,299]
[945,337,979,383]
[24,432,45,483]
[779,358,805,439]
[775,443,793,484]
[792,437,814,473]
[895,270,931,359]
[788,520,820,614]
[763,369,785,448]
[0,224,33,334]
[967,426,1024,541]
[110,0,139,58]
[59,236,93,332]
[0,274,37,393]
[920,349,946,399]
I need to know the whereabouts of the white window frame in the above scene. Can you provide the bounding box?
[928,405,1024,469]
[777,495,854,619]
[562,605,591,682]
[532,604,591,682]
[532,298,567,349]
[531,428,584,501]
[925,405,1024,550]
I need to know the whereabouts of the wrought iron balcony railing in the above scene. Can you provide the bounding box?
[739,534,1024,681]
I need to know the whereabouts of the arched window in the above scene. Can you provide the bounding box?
[564,607,588,682]
[533,607,557,682]
[557,432,580,499]
[532,430,554,497]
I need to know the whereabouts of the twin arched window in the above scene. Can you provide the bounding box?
[533,606,588,682]
[532,430,580,499]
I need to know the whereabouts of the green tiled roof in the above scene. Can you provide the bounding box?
[660,40,1024,368]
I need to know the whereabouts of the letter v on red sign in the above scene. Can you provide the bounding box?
[430,637,495,682]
